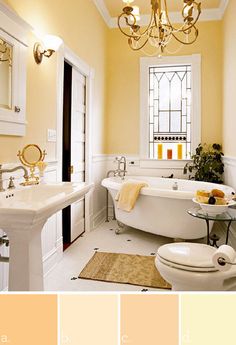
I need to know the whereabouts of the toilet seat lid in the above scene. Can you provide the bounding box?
[157,243,217,270]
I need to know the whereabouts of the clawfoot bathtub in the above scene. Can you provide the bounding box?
[102,176,234,240]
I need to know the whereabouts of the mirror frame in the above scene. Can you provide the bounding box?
[17,144,46,168]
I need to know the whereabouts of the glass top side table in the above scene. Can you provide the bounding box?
[187,207,236,246]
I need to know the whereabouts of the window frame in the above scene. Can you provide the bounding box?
[140,54,201,161]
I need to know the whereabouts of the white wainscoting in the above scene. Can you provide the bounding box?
[223,156,236,235]
[91,155,108,229]
[224,156,236,190]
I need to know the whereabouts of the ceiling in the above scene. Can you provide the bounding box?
[104,0,222,17]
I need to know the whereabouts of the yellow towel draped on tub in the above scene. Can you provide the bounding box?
[115,180,149,212]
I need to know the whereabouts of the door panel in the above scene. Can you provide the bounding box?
[70,67,86,241]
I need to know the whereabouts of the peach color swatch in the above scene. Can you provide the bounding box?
[181,294,236,345]
[120,294,179,345]
[60,294,118,345]
[0,294,57,345]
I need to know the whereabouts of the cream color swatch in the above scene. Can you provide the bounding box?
[0,295,57,345]
[120,294,179,345]
[60,294,118,345]
[182,294,236,345]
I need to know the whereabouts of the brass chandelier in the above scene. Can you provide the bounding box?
[118,0,202,53]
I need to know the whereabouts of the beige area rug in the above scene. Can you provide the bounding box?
[78,252,171,290]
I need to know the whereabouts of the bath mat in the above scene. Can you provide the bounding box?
[78,252,171,290]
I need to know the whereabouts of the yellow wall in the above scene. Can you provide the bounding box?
[105,21,223,155]
[222,0,236,157]
[0,1,225,161]
[0,0,108,162]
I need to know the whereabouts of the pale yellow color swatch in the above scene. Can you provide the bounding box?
[223,0,236,157]
[0,294,57,345]
[120,294,179,345]
[181,294,236,345]
[60,294,118,345]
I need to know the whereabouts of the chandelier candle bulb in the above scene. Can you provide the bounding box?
[177,144,183,160]
[167,149,173,160]
[158,144,163,160]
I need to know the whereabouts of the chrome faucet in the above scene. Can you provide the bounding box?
[0,164,29,192]
[115,156,127,179]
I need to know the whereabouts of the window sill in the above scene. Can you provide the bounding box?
[139,159,192,170]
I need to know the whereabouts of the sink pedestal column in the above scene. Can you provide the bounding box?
[7,223,45,291]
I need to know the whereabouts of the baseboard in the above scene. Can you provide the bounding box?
[92,207,107,229]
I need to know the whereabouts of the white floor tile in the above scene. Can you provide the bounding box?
[45,219,235,292]
[45,221,170,292]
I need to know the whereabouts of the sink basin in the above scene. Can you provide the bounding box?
[0,182,93,229]
[0,182,94,291]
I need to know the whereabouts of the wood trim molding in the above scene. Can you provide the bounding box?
[0,0,31,45]
[92,0,112,27]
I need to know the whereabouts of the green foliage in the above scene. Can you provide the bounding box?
[183,143,224,184]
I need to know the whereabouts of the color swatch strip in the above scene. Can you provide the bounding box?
[0,294,235,345]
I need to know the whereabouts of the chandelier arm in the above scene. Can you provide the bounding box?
[117,13,138,38]
[134,11,156,37]
[171,27,199,45]
[179,3,202,33]
[128,36,150,51]
[163,0,201,33]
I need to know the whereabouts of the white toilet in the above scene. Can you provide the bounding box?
[155,242,236,291]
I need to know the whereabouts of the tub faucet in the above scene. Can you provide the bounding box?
[115,156,127,179]
[0,164,29,192]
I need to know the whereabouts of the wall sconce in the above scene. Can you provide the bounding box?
[33,35,63,64]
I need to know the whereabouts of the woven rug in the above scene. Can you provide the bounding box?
[78,252,171,290]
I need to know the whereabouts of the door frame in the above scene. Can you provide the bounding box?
[56,45,94,232]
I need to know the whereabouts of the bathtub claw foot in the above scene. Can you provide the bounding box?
[115,221,125,235]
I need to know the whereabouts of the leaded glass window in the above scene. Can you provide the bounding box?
[149,64,192,160]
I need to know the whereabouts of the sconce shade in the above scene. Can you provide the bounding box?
[43,35,63,51]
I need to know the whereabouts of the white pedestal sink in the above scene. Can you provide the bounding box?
[0,182,94,291]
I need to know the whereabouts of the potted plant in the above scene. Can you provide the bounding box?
[183,143,224,184]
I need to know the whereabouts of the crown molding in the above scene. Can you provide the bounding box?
[93,0,230,28]
[219,0,229,17]
[0,0,33,31]
[92,0,112,27]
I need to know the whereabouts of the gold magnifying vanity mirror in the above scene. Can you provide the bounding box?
[17,144,47,185]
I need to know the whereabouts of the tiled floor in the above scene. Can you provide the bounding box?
[45,220,171,291]
[45,220,236,292]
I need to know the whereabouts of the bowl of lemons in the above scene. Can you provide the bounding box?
[193,189,236,215]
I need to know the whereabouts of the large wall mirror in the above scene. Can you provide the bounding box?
[0,5,28,136]
[0,37,13,110]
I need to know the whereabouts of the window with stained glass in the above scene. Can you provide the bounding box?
[149,64,192,160]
